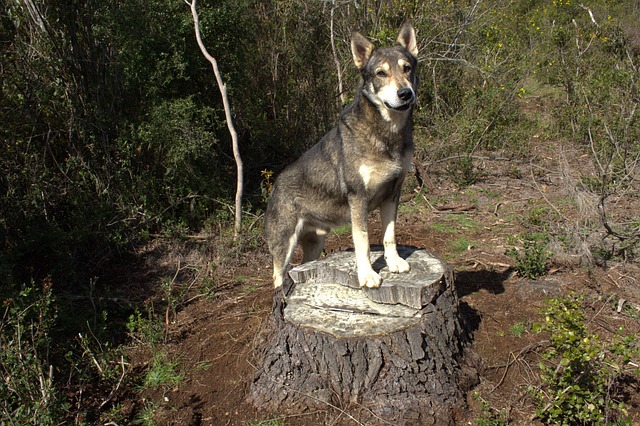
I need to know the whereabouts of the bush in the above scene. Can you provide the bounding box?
[506,233,552,279]
[0,279,61,425]
[531,294,640,425]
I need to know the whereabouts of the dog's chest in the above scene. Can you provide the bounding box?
[358,152,411,194]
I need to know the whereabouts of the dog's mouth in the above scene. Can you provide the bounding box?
[384,102,413,111]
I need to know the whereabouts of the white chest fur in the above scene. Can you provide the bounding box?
[358,153,411,194]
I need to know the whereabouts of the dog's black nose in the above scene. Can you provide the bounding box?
[397,88,414,102]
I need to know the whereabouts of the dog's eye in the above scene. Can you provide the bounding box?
[376,70,387,78]
[403,64,412,73]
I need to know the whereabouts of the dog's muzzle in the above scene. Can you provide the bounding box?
[385,87,414,111]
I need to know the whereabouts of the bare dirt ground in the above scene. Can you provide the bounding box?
[112,141,640,425]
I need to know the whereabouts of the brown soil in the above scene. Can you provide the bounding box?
[109,144,640,425]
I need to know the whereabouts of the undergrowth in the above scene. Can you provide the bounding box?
[531,294,640,425]
[0,279,61,425]
[506,233,552,279]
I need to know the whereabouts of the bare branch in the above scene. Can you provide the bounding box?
[579,4,600,27]
[329,0,345,105]
[186,0,243,240]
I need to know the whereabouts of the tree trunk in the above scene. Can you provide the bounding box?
[249,246,479,425]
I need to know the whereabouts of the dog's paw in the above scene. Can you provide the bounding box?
[387,256,411,274]
[358,269,382,288]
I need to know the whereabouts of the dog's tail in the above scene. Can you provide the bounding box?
[264,187,301,288]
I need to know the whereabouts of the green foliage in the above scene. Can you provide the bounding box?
[127,308,165,346]
[525,0,640,258]
[0,279,62,425]
[142,351,183,389]
[416,2,533,163]
[506,233,552,279]
[473,393,508,426]
[449,236,474,255]
[333,224,352,236]
[0,0,639,422]
[260,169,274,204]
[509,322,528,338]
[133,400,157,426]
[449,156,482,188]
[248,418,286,426]
[526,206,551,230]
[531,294,640,425]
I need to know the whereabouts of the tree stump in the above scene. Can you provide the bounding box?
[249,246,478,425]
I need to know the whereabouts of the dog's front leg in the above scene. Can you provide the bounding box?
[349,197,381,288]
[380,198,411,274]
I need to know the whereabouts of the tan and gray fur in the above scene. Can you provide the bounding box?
[265,23,418,289]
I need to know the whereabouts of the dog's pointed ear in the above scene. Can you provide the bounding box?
[396,22,418,57]
[351,32,375,70]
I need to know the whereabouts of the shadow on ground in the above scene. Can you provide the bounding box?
[454,268,513,338]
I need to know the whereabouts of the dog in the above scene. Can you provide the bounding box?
[265,22,418,290]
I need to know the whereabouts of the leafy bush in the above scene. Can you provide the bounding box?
[506,233,552,279]
[127,308,165,346]
[531,294,640,425]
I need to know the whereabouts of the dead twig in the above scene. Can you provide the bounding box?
[99,355,127,410]
[488,340,548,393]
[530,164,568,223]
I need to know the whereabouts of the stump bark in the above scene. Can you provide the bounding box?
[249,246,478,425]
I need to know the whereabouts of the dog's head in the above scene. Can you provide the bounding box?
[351,23,418,119]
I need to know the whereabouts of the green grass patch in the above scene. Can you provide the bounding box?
[142,351,183,389]
[430,222,457,233]
[509,322,527,338]
[449,214,480,230]
[473,392,508,426]
[332,224,352,236]
[449,237,474,255]
[133,400,157,426]
[241,284,258,294]
[247,418,286,426]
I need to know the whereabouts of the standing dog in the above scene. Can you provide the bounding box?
[265,23,418,289]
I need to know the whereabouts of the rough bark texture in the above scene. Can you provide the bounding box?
[249,247,478,425]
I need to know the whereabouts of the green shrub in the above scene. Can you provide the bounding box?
[531,294,639,425]
[0,279,62,425]
[127,307,165,346]
[449,156,482,188]
[506,233,552,279]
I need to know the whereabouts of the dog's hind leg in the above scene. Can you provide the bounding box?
[300,227,327,263]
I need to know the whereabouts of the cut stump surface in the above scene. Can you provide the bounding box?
[249,246,478,425]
